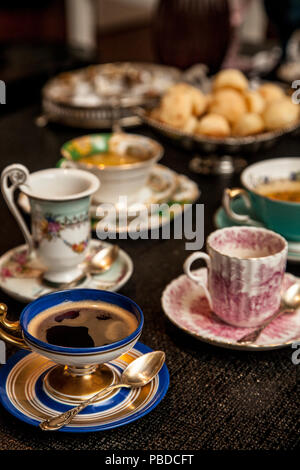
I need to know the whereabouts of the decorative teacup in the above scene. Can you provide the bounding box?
[60,133,164,204]
[1,164,99,283]
[184,226,288,328]
[222,157,300,241]
[0,288,143,402]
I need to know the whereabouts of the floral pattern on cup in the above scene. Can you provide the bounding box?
[184,227,288,328]
[209,262,285,327]
[33,213,89,253]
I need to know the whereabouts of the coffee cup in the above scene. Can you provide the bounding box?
[1,164,99,283]
[0,288,143,402]
[184,226,288,327]
[222,157,300,241]
[60,133,164,204]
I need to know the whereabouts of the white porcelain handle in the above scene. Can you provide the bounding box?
[1,164,34,254]
[183,252,213,310]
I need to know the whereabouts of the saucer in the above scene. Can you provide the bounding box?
[92,173,200,235]
[18,165,200,235]
[162,268,300,350]
[0,342,169,433]
[0,239,133,303]
[214,198,300,263]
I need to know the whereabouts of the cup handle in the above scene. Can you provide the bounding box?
[1,164,34,255]
[183,252,213,310]
[0,304,29,349]
[222,188,252,223]
[57,158,77,169]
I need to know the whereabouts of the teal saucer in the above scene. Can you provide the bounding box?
[214,198,300,263]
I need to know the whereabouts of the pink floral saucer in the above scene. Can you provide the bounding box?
[161,268,300,350]
[0,239,133,303]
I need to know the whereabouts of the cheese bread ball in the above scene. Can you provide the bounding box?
[213,69,248,92]
[188,87,207,116]
[262,98,299,130]
[233,113,265,136]
[244,90,265,114]
[182,115,198,134]
[258,83,285,103]
[195,113,231,138]
[159,91,193,128]
[209,88,247,125]
[163,82,207,116]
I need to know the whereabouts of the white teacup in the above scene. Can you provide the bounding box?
[60,133,164,204]
[1,164,99,283]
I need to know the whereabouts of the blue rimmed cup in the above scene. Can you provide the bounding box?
[0,289,144,403]
[222,157,300,241]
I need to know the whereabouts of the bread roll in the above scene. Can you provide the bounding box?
[258,83,285,103]
[244,90,265,114]
[263,98,299,130]
[213,69,248,92]
[159,91,193,128]
[209,88,247,125]
[196,113,230,138]
[233,113,265,136]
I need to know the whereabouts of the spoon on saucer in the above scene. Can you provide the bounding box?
[40,351,165,431]
[42,245,119,289]
[237,282,300,344]
[85,244,119,275]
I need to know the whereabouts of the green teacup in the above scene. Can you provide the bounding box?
[223,158,300,241]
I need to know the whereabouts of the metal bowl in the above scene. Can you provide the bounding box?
[41,62,181,129]
[137,107,300,154]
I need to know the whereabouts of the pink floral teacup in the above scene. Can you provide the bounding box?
[1,164,99,284]
[184,226,288,327]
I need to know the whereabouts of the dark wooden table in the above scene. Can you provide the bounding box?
[0,104,299,451]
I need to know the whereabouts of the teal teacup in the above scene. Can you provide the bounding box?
[223,157,300,241]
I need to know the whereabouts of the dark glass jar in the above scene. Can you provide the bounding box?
[152,0,232,72]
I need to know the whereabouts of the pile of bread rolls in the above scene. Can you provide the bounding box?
[150,69,299,138]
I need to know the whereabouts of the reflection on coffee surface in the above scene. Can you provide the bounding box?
[256,179,300,202]
[28,301,138,348]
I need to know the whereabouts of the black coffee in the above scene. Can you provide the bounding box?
[28,300,138,348]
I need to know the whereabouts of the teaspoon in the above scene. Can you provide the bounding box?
[42,245,119,289]
[238,282,300,344]
[40,351,165,431]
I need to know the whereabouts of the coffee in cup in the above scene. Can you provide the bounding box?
[27,300,138,348]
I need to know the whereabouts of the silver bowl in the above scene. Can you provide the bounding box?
[137,106,300,155]
[41,62,181,129]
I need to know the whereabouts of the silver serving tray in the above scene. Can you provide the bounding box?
[41,62,181,129]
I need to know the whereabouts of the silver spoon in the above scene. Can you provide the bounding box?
[237,282,300,344]
[42,245,119,289]
[39,351,165,431]
[86,245,119,275]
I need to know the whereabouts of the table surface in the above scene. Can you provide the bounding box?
[0,105,299,451]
